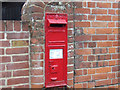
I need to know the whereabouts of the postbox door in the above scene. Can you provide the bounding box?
[45,46,67,87]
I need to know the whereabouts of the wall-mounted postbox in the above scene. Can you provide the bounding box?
[45,13,67,88]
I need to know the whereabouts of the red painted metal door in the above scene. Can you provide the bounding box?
[45,13,67,88]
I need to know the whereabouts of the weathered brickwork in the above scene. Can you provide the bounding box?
[0,0,120,89]
[0,21,30,88]
[22,2,74,88]
[74,2,120,88]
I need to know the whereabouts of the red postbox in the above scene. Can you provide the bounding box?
[45,13,67,88]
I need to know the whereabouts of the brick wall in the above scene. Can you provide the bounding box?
[74,2,120,88]
[0,21,30,88]
[22,1,119,89]
[22,2,75,88]
[0,0,119,89]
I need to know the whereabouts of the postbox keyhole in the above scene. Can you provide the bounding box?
[52,67,54,70]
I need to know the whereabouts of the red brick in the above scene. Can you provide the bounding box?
[14,21,21,31]
[112,79,118,84]
[109,47,116,53]
[31,69,43,75]
[68,22,74,28]
[31,37,44,44]
[22,22,29,31]
[88,82,95,88]
[0,41,10,47]
[83,42,87,48]
[0,21,5,31]
[112,16,118,21]
[116,10,118,15]
[113,3,118,8]
[0,79,5,86]
[108,9,115,14]
[116,22,118,27]
[88,28,95,34]
[31,45,43,52]
[112,66,119,72]
[75,49,91,55]
[75,75,91,83]
[88,15,95,21]
[31,53,43,60]
[88,55,95,61]
[31,76,43,83]
[116,35,120,40]
[67,65,74,72]
[68,50,74,57]
[83,2,86,7]
[75,42,83,48]
[75,8,90,14]
[109,35,115,40]
[92,35,107,41]
[67,79,73,87]
[92,73,107,80]
[79,62,91,68]
[7,78,29,85]
[6,47,28,54]
[7,33,29,39]
[112,54,119,59]
[113,28,119,34]
[108,73,115,79]
[92,9,107,14]
[97,42,112,47]
[96,79,111,86]
[92,22,107,27]
[13,70,29,77]
[83,83,88,88]
[75,70,82,76]
[13,55,29,62]
[113,41,118,46]
[75,35,91,41]
[6,21,13,31]
[97,3,111,8]
[75,15,87,20]
[96,28,112,34]
[0,71,11,78]
[74,83,82,88]
[88,2,95,7]
[31,84,43,88]
[67,73,74,79]
[0,48,4,55]
[83,69,87,75]
[0,64,5,71]
[0,56,11,63]
[101,48,107,54]
[6,62,29,70]
[88,69,95,74]
[75,22,90,27]
[74,2,82,7]
[88,42,96,48]
[96,67,111,73]
[93,48,101,54]
[0,33,4,39]
[96,16,111,21]
[32,61,43,68]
